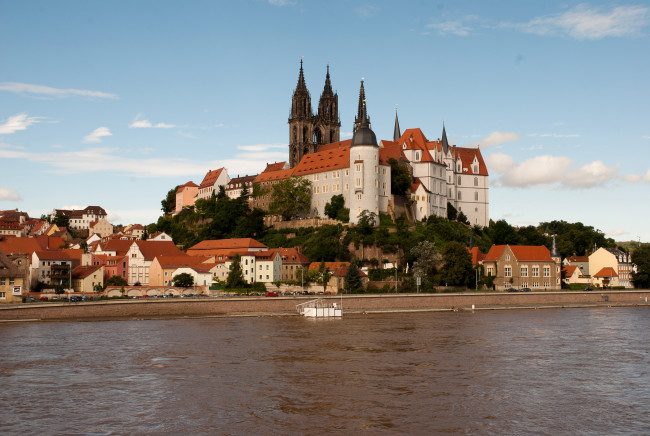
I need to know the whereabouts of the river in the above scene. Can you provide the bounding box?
[1,307,648,435]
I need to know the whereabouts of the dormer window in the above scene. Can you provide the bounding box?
[415,152,420,161]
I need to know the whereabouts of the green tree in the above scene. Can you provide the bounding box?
[269,177,312,220]
[324,194,346,219]
[319,261,332,293]
[105,275,128,287]
[447,202,458,221]
[457,211,469,225]
[344,262,363,292]
[356,210,377,234]
[52,213,69,228]
[388,158,411,196]
[411,240,441,290]
[489,219,519,245]
[631,244,650,289]
[226,254,247,288]
[54,285,64,295]
[161,185,180,215]
[172,272,194,287]
[440,241,474,287]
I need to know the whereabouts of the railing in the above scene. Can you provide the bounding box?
[296,298,342,317]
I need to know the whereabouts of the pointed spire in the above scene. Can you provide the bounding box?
[322,62,333,96]
[351,80,377,147]
[441,123,449,154]
[296,57,308,93]
[393,105,401,142]
[354,78,370,132]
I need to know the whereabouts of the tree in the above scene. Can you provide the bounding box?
[161,185,181,215]
[457,211,469,225]
[631,244,650,289]
[388,158,411,196]
[319,261,332,293]
[269,177,312,220]
[324,194,346,219]
[356,210,377,235]
[226,254,247,288]
[447,202,457,221]
[52,213,69,228]
[344,262,363,292]
[172,272,194,287]
[440,241,474,287]
[411,240,441,290]
[105,275,128,287]
[54,285,64,295]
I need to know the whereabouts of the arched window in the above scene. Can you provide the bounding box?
[457,176,461,185]
[458,191,462,200]
[415,152,420,161]
[474,192,478,201]
[474,177,478,186]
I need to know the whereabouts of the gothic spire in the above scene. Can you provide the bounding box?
[393,106,401,142]
[290,58,311,119]
[296,58,308,93]
[354,79,370,132]
[441,123,449,154]
[321,63,334,97]
[351,80,377,147]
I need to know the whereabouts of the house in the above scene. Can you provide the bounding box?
[481,245,561,291]
[253,250,283,283]
[278,247,310,281]
[148,231,172,241]
[124,241,185,285]
[149,255,210,286]
[89,218,114,238]
[86,253,128,283]
[330,264,369,293]
[0,250,26,303]
[197,168,230,201]
[31,250,75,290]
[589,247,633,288]
[0,219,22,237]
[175,181,199,215]
[562,265,588,285]
[71,265,104,293]
[123,224,145,239]
[171,263,224,289]
[51,206,107,231]
[564,255,590,275]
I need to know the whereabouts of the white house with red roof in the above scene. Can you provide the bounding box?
[50,206,107,231]
[196,167,230,201]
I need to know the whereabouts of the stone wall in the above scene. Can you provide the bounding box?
[1,291,648,321]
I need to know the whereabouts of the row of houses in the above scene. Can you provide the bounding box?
[563,247,634,288]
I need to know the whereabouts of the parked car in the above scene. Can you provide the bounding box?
[520,287,532,292]
[584,286,594,291]
[69,296,82,302]
[22,296,35,303]
[506,288,518,292]
[39,297,48,301]
[265,292,279,297]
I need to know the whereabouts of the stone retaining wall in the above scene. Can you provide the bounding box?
[1,291,648,321]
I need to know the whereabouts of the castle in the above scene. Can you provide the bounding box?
[184,62,490,227]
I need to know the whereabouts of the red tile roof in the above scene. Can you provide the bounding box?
[563,265,580,276]
[255,168,294,183]
[483,245,553,262]
[264,162,289,172]
[278,247,310,264]
[453,147,489,176]
[155,255,208,269]
[71,265,103,280]
[199,168,225,189]
[309,261,349,271]
[0,237,42,256]
[566,256,589,263]
[188,238,267,252]
[468,247,485,265]
[134,241,184,260]
[177,181,198,192]
[593,267,618,278]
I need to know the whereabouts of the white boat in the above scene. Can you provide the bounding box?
[296,298,342,318]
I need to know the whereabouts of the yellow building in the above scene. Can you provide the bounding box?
[71,265,104,293]
[89,218,114,238]
[0,250,26,303]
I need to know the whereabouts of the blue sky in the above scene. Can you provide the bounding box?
[1,0,649,242]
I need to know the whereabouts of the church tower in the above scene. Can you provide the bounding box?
[314,64,340,147]
[289,61,340,168]
[289,60,313,168]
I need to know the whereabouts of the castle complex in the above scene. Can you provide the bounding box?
[185,62,490,227]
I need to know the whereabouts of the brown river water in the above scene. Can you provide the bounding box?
[1,307,648,435]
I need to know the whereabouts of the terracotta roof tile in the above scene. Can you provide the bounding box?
[483,245,553,262]
[199,168,225,189]
[593,267,618,278]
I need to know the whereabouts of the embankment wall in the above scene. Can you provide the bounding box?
[1,291,648,321]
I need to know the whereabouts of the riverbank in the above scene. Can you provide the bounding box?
[1,290,649,322]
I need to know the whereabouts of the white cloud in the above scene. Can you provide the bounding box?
[236,144,286,152]
[83,127,112,143]
[0,113,44,134]
[477,131,521,147]
[0,187,22,201]
[624,174,641,183]
[605,229,627,237]
[129,114,175,129]
[0,82,118,99]
[488,153,620,188]
[0,145,274,179]
[644,169,650,182]
[513,4,650,40]
[426,21,472,36]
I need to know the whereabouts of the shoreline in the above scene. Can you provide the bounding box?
[1,290,648,322]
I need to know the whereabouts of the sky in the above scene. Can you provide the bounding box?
[1,0,649,242]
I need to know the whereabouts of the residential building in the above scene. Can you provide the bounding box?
[278,247,310,281]
[481,245,561,291]
[589,247,633,288]
[0,250,26,303]
[71,265,104,293]
[564,255,590,275]
[31,250,74,290]
[89,217,114,238]
[123,224,145,239]
[51,206,107,231]
[148,232,172,241]
[0,219,22,237]
[174,181,199,215]
[186,238,268,257]
[253,250,283,283]
[226,174,257,202]
[150,255,209,287]
[197,168,230,201]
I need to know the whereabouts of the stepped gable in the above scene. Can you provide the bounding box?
[292,143,352,177]
[135,240,184,260]
[0,237,41,256]
[484,245,553,262]
[453,147,489,176]
[199,168,225,189]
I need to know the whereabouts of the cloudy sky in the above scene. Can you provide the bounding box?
[1,1,649,242]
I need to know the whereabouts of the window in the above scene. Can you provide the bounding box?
[1,292,6,299]
[521,267,528,277]
[475,192,478,201]
[344,183,349,191]
[504,267,512,277]
[458,176,461,185]
[345,169,349,176]
[415,152,420,160]
[474,177,478,186]
[355,164,361,172]
[543,266,550,277]
[355,178,361,187]
[487,267,494,276]
[458,192,462,200]
[532,267,539,277]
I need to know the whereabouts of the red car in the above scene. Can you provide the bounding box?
[265,292,279,297]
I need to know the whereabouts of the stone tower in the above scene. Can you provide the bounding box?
[289,61,340,168]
